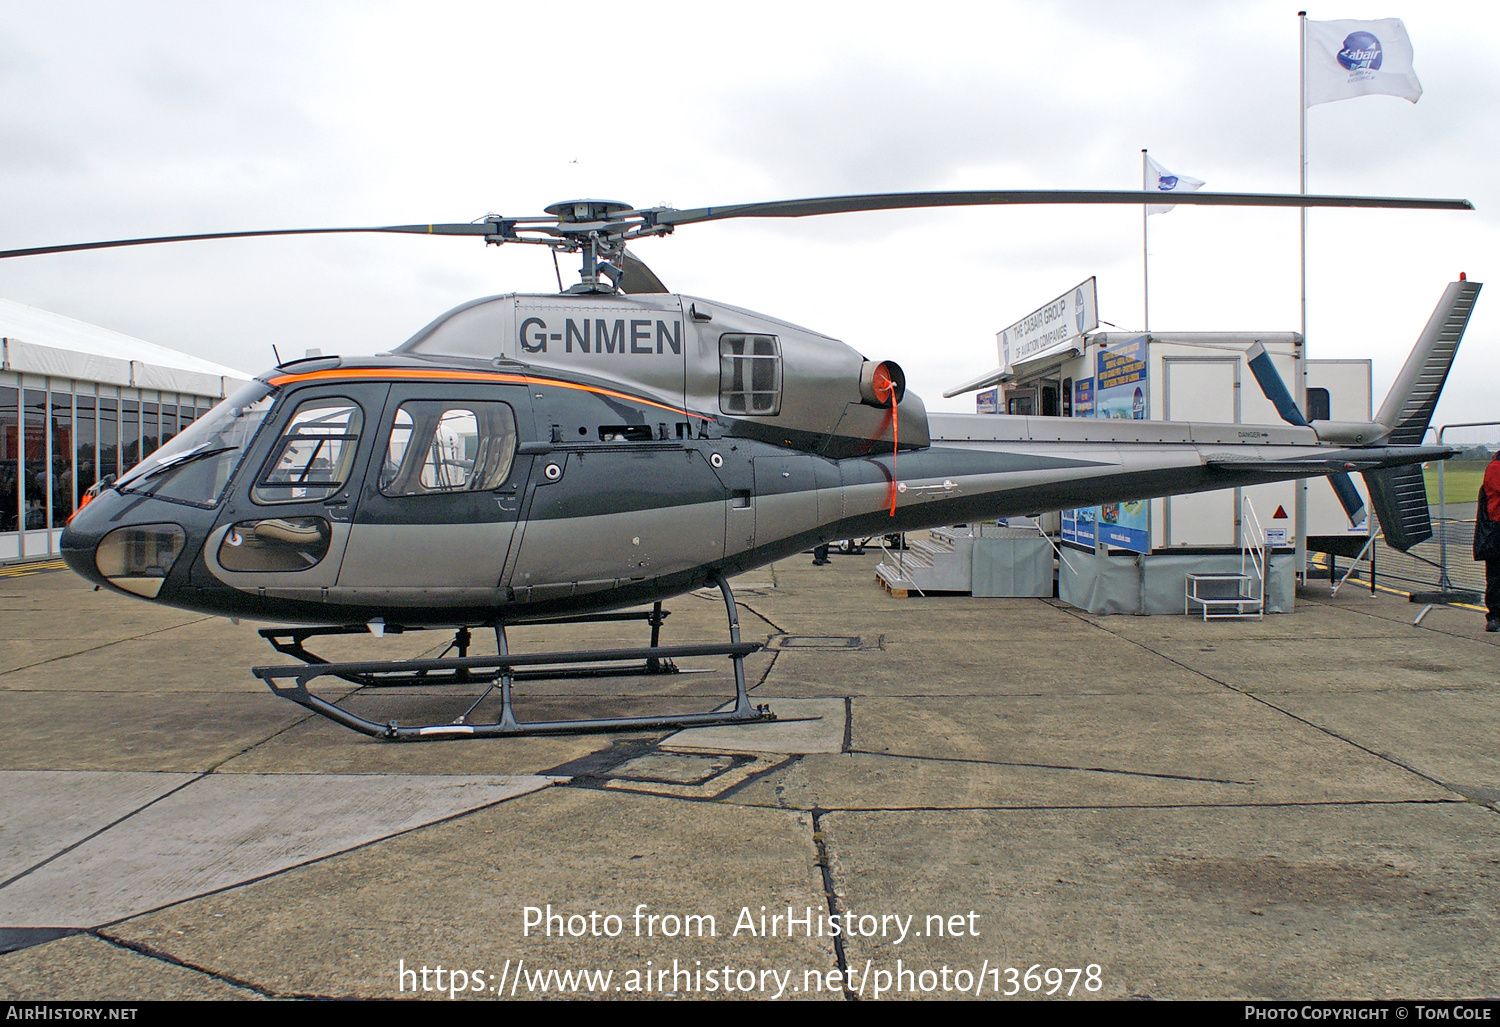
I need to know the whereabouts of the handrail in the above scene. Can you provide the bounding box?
[1241,495,1266,604]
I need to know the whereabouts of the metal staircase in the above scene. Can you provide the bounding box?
[1184,496,1266,620]
[875,528,975,596]
[874,525,1049,596]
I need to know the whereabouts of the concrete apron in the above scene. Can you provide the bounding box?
[0,772,556,929]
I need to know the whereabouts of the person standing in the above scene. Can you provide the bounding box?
[1483,451,1500,632]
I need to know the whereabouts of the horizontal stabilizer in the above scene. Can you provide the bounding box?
[1207,458,1379,475]
[1362,464,1432,551]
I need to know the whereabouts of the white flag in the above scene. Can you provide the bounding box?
[1305,19,1422,107]
[1145,155,1204,215]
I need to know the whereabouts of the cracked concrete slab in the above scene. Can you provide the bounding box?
[0,932,260,1000]
[0,774,555,928]
[724,749,1270,811]
[841,694,1455,804]
[1144,636,1497,694]
[102,788,833,999]
[0,771,196,883]
[0,620,444,692]
[0,691,316,773]
[1266,690,1500,804]
[819,803,1500,1000]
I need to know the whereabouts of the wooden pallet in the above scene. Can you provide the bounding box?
[875,572,911,599]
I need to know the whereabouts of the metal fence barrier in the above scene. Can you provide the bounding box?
[1376,421,1499,600]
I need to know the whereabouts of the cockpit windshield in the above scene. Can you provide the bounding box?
[116,380,278,507]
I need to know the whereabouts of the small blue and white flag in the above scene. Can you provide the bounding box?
[1145,155,1204,215]
[1305,18,1421,107]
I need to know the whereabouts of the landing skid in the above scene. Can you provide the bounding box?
[258,602,682,688]
[251,574,775,741]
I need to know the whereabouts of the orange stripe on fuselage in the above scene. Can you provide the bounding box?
[265,367,712,420]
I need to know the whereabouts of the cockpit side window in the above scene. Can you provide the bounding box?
[719,334,782,416]
[252,397,364,504]
[379,400,517,496]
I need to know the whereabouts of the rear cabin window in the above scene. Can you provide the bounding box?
[380,401,517,496]
[253,397,363,504]
[719,334,782,416]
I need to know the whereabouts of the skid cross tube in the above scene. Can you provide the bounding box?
[251,574,773,740]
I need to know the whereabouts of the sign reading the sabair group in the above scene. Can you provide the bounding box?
[997,277,1098,373]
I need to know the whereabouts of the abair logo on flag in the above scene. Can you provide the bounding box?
[1145,155,1204,215]
[1306,19,1421,106]
[1337,30,1383,72]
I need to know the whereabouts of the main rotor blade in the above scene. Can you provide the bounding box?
[656,189,1473,226]
[0,223,496,260]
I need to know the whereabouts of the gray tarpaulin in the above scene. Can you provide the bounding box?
[1059,547,1295,615]
[971,536,1054,597]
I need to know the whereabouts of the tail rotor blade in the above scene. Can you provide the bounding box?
[1245,342,1369,525]
[1328,472,1367,525]
[1245,342,1308,427]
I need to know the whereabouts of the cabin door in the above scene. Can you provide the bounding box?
[336,383,536,602]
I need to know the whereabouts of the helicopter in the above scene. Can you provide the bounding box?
[5,189,1476,740]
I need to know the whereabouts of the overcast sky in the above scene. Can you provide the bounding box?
[2,1,1495,435]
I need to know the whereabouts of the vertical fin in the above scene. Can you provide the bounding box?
[1363,279,1482,551]
[1376,280,1482,443]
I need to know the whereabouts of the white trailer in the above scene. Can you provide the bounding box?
[999,332,1372,555]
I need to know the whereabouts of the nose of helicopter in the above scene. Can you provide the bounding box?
[59,488,190,598]
[59,488,117,586]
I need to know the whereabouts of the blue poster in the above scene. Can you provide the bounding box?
[976,388,998,414]
[1096,337,1148,420]
[1096,498,1149,552]
[1092,337,1150,552]
[1072,377,1094,417]
[1061,505,1096,547]
[1060,377,1097,546]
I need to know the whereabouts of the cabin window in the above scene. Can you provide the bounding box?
[217,516,332,572]
[253,397,364,504]
[380,401,517,496]
[719,334,782,416]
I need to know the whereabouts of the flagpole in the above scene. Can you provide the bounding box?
[1142,148,1150,333]
[1296,10,1309,580]
[1299,11,1308,345]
